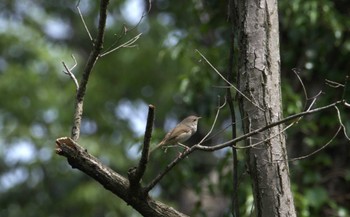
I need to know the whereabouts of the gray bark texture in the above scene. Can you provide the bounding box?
[233,0,297,216]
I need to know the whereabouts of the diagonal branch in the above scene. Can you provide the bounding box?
[292,68,323,113]
[242,93,320,151]
[102,0,150,57]
[196,100,344,151]
[101,33,143,57]
[55,137,188,217]
[144,100,345,191]
[335,106,350,140]
[289,126,342,162]
[62,55,79,90]
[144,147,195,193]
[128,105,155,192]
[56,137,129,193]
[325,79,344,88]
[77,0,93,42]
[198,96,226,144]
[196,49,264,111]
[71,0,109,141]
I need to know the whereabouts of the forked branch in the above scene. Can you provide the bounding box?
[62,55,79,90]
[71,0,109,141]
[145,99,347,191]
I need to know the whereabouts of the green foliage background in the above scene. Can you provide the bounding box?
[0,0,349,216]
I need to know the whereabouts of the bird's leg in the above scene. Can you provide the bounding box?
[161,145,180,153]
[177,142,190,151]
[160,146,169,153]
[176,143,190,158]
[162,145,178,149]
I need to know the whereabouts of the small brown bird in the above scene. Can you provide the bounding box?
[151,115,201,152]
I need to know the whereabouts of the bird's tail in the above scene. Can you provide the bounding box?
[149,141,164,154]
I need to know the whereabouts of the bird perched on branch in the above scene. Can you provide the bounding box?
[151,115,201,153]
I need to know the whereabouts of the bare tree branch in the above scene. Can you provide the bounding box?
[335,106,350,140]
[292,68,323,114]
[244,92,321,151]
[128,104,155,193]
[198,96,226,144]
[289,126,342,162]
[62,55,79,90]
[196,49,265,111]
[196,100,344,151]
[103,1,149,57]
[289,103,350,161]
[55,137,188,217]
[341,75,349,101]
[200,116,246,143]
[144,147,195,193]
[101,33,142,57]
[144,100,345,191]
[325,79,345,88]
[76,0,93,42]
[71,0,109,141]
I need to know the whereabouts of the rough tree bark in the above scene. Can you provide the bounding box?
[233,0,297,216]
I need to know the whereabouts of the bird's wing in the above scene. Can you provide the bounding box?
[151,125,192,153]
[164,126,190,143]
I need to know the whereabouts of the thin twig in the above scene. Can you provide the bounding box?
[62,55,79,90]
[104,15,145,54]
[237,97,319,152]
[292,68,322,114]
[144,147,195,192]
[265,85,349,162]
[335,106,350,140]
[198,96,226,144]
[341,75,349,101]
[211,85,234,89]
[295,91,320,124]
[101,33,142,57]
[103,24,128,54]
[289,126,341,162]
[325,79,344,88]
[292,68,308,103]
[76,0,93,42]
[195,100,343,151]
[201,116,249,143]
[71,0,109,141]
[336,74,350,139]
[195,49,265,111]
[103,2,150,56]
[243,121,294,150]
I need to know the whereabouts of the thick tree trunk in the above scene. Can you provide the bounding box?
[233,0,297,216]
